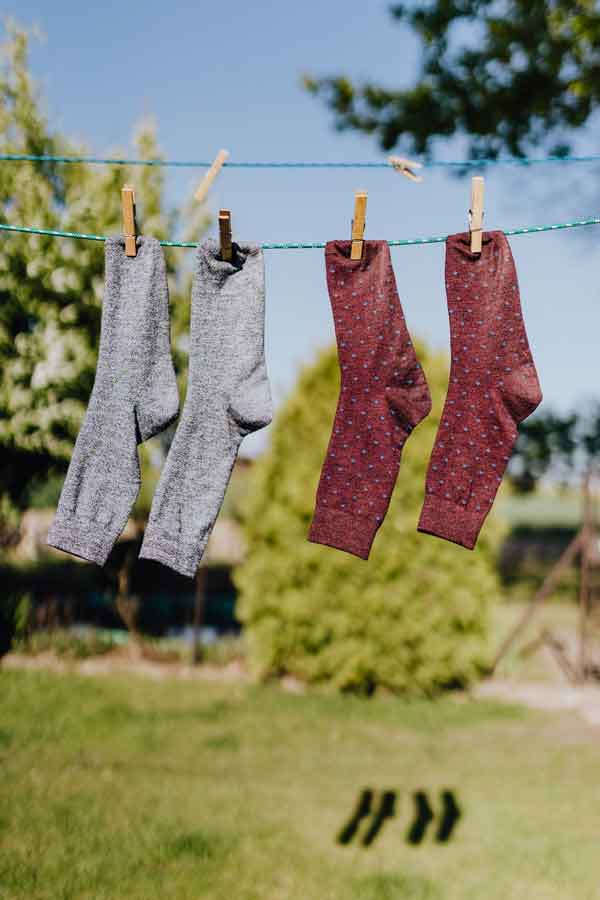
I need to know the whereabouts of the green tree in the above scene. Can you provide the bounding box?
[305,0,600,159]
[510,405,600,492]
[0,25,205,538]
[235,340,503,695]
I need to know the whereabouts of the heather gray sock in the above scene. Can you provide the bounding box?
[47,236,179,565]
[139,239,272,577]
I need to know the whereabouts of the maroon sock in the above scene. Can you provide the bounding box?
[309,240,431,559]
[418,230,542,549]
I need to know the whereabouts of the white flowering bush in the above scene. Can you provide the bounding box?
[0,26,206,534]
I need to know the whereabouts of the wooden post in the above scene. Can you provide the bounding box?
[490,530,584,673]
[541,629,578,683]
[191,567,207,665]
[577,472,593,682]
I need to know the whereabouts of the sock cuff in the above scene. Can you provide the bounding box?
[139,529,208,579]
[308,507,380,560]
[417,494,484,550]
[445,229,506,255]
[47,513,123,566]
[198,239,262,278]
[324,239,389,271]
[99,234,174,382]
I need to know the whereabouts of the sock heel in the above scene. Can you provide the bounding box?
[136,378,180,442]
[228,377,273,434]
[499,364,543,424]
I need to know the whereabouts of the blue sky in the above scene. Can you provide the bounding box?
[12,1,600,453]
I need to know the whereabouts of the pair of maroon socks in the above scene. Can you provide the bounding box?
[308,232,542,560]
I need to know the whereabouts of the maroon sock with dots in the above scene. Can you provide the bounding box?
[418,230,542,549]
[309,240,432,559]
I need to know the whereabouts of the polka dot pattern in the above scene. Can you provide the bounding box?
[417,231,543,550]
[309,240,432,559]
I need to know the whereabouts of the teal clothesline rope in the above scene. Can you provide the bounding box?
[2,152,600,169]
[0,217,599,248]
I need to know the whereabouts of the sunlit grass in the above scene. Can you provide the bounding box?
[1,669,599,899]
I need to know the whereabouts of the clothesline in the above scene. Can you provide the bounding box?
[3,152,600,169]
[1,218,599,249]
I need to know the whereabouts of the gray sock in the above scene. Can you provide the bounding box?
[47,236,179,565]
[139,239,272,577]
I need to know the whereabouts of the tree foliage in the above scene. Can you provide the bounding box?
[509,405,600,492]
[235,340,504,695]
[305,0,600,159]
[0,26,204,532]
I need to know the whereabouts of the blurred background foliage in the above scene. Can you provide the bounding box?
[2,14,600,697]
[305,0,600,160]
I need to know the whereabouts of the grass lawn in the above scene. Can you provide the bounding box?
[1,669,600,900]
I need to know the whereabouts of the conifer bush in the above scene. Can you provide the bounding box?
[235,340,503,695]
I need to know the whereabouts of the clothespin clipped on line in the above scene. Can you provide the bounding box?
[194,149,229,203]
[350,190,368,260]
[219,209,232,262]
[388,156,423,183]
[469,176,485,253]
[121,184,137,257]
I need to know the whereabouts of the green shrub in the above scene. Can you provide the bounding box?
[13,627,117,659]
[0,593,30,657]
[201,634,245,667]
[235,341,504,695]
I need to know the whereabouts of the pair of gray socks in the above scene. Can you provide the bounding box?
[47,237,272,578]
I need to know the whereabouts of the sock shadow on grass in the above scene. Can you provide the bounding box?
[337,788,374,845]
[337,787,462,847]
[362,790,397,847]
[406,790,434,845]
[337,789,397,847]
[435,789,461,843]
[406,789,461,845]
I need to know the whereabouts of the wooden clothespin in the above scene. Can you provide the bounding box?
[350,191,367,260]
[121,184,137,257]
[194,149,229,203]
[469,176,485,253]
[219,209,232,262]
[388,155,423,183]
